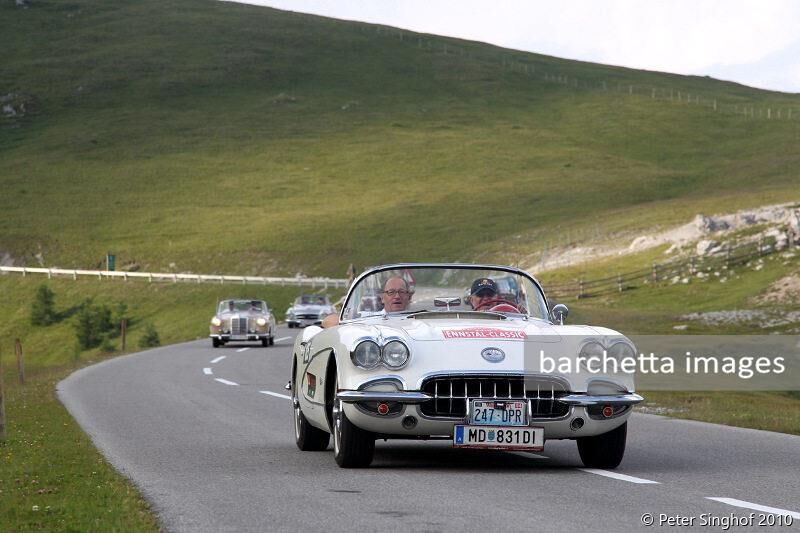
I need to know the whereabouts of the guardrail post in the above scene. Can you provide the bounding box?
[0,346,6,441]
[15,338,25,385]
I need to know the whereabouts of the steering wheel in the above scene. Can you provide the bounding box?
[474,298,520,313]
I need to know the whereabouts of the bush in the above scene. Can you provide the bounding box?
[30,284,57,326]
[138,323,160,348]
[74,298,115,350]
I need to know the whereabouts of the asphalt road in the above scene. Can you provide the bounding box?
[58,325,800,532]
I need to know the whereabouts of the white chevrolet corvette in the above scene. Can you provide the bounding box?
[289,264,642,468]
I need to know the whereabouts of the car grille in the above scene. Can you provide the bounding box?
[231,317,248,335]
[296,313,319,320]
[419,375,570,419]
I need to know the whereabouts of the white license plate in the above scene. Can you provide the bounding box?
[470,399,527,426]
[454,425,543,450]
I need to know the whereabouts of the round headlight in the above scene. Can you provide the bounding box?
[256,317,267,326]
[382,340,409,369]
[579,341,605,359]
[352,341,381,369]
[211,317,222,327]
[608,341,635,360]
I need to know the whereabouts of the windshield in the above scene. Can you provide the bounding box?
[296,295,330,306]
[341,266,548,321]
[218,300,266,313]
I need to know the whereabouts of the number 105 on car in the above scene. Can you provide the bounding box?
[453,425,544,451]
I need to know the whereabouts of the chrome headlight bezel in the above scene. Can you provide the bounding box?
[382,340,410,369]
[256,317,267,327]
[211,316,222,327]
[351,340,382,369]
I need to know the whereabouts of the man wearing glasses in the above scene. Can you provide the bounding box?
[381,276,413,313]
[321,275,412,328]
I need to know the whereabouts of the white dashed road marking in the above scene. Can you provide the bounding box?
[210,356,226,364]
[274,336,292,343]
[260,391,292,400]
[203,368,213,375]
[707,497,800,519]
[214,378,239,386]
[578,469,660,484]
[236,348,249,353]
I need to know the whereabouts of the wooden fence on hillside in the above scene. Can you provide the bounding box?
[542,236,795,301]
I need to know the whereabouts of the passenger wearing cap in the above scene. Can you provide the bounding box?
[469,277,500,311]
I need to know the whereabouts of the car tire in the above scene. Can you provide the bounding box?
[293,384,330,451]
[577,422,627,469]
[269,335,275,346]
[333,375,375,468]
[212,338,221,348]
[261,338,269,347]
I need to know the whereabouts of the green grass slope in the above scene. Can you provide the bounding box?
[2,0,799,276]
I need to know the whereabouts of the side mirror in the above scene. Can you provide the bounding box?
[550,303,569,325]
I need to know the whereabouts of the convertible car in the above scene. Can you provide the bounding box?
[209,299,276,348]
[286,294,337,328]
[289,264,642,468]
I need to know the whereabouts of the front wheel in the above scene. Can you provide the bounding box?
[577,422,627,469]
[333,379,375,468]
[293,385,330,451]
[212,338,221,348]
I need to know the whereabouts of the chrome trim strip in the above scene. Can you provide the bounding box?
[559,393,644,406]
[337,391,432,404]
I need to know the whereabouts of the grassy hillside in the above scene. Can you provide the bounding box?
[2,0,799,277]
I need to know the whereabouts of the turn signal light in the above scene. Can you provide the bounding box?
[377,403,390,415]
[602,406,614,418]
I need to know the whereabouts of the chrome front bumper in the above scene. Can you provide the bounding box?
[337,391,643,406]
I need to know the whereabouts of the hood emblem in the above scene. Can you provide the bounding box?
[481,347,505,363]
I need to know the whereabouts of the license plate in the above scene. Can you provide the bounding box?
[470,399,527,426]
[454,425,543,450]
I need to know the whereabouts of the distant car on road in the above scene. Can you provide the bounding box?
[209,299,276,348]
[285,294,336,328]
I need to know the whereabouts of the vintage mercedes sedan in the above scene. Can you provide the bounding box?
[286,294,336,328]
[209,299,276,348]
[289,264,642,468]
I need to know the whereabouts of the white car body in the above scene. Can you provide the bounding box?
[286,295,336,328]
[290,264,642,468]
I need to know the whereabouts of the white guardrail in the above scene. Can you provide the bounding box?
[0,266,349,289]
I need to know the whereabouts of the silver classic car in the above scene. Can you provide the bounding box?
[290,264,642,468]
[286,294,336,328]
[209,299,276,348]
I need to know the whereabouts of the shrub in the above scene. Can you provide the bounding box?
[30,284,57,326]
[138,323,160,348]
[74,299,115,350]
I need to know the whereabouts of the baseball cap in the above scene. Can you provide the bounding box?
[470,278,498,296]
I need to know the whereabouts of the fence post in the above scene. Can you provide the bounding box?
[652,263,659,283]
[617,273,623,292]
[577,279,584,300]
[121,319,127,352]
[725,245,731,269]
[0,346,6,441]
[689,256,696,275]
[15,338,25,385]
